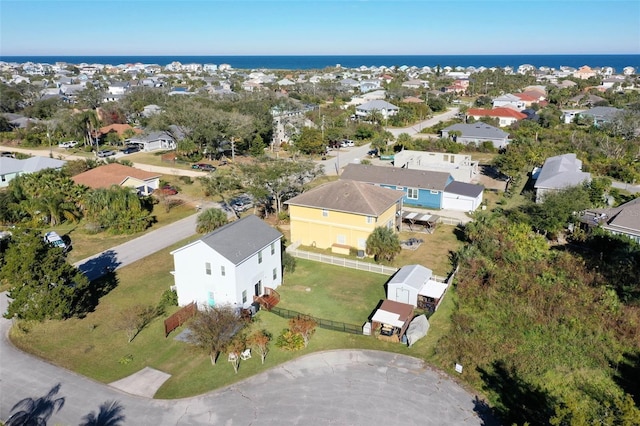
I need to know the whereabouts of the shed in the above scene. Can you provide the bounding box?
[387,264,449,311]
[371,300,414,343]
[387,264,433,306]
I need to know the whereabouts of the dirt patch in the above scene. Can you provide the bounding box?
[474,165,508,191]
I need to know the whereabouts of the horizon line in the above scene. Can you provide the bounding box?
[2,53,639,57]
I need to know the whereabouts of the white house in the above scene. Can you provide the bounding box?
[0,156,66,188]
[533,153,591,203]
[355,100,399,120]
[170,215,283,309]
[386,264,448,311]
[393,150,479,183]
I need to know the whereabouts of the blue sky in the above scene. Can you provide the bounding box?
[1,0,638,55]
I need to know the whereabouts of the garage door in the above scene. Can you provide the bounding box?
[443,196,474,212]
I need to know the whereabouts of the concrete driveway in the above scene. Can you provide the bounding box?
[1,293,493,425]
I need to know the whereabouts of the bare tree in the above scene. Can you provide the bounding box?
[186,304,246,365]
[116,305,157,343]
[226,336,246,374]
[249,329,272,364]
[289,316,317,348]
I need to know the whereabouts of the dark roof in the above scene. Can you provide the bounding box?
[341,163,451,191]
[445,181,484,197]
[285,179,403,216]
[199,215,282,265]
[588,198,640,235]
[441,123,509,140]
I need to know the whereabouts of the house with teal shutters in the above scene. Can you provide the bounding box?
[341,163,452,209]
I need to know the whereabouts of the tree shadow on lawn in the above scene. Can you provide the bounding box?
[76,250,121,317]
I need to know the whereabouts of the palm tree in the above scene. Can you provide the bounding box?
[196,208,228,234]
[6,383,65,426]
[80,400,126,426]
[365,226,401,263]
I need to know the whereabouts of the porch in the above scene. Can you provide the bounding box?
[253,287,280,311]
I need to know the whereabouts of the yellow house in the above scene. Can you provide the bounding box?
[285,179,403,254]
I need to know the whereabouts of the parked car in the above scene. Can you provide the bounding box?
[157,185,178,196]
[367,149,379,157]
[192,163,216,172]
[97,150,116,158]
[44,231,68,252]
[0,151,14,158]
[340,139,355,148]
[230,194,254,213]
[58,141,78,149]
[121,145,140,154]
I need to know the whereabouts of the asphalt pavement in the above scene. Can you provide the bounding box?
[0,292,493,425]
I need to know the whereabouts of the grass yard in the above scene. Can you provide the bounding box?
[10,238,459,399]
[277,259,388,324]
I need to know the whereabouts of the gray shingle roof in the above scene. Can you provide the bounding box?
[589,198,640,235]
[285,179,403,216]
[444,181,484,197]
[356,100,399,111]
[341,163,451,191]
[199,215,282,265]
[534,153,591,190]
[442,123,509,139]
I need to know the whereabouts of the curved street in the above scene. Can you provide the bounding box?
[1,291,492,425]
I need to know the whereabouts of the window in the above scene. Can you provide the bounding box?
[221,265,225,276]
[258,251,263,264]
[450,155,455,163]
[430,190,439,195]
[337,234,346,244]
[271,242,275,255]
[242,290,247,304]
[322,209,328,217]
[366,216,374,224]
[357,238,366,249]
[273,268,277,280]
[443,154,449,162]
[205,262,211,275]
[407,188,418,199]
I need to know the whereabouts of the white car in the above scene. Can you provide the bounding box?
[58,141,78,149]
[340,140,355,148]
[44,231,68,251]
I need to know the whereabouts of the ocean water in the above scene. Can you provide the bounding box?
[1,54,638,71]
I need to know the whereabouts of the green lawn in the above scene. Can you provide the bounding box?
[10,239,458,399]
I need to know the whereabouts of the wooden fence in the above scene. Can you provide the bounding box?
[164,302,197,337]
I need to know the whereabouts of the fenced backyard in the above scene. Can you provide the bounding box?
[270,306,363,335]
[286,248,399,275]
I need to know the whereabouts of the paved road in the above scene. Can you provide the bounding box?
[0,146,208,178]
[318,109,461,176]
[1,291,492,425]
[386,108,460,138]
[72,212,201,281]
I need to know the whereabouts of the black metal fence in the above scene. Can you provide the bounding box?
[269,306,362,335]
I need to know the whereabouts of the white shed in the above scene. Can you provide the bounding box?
[387,265,433,307]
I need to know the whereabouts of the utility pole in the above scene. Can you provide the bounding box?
[231,137,236,162]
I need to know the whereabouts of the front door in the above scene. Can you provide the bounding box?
[254,280,262,297]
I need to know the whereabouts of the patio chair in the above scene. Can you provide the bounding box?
[240,348,252,360]
[228,353,238,362]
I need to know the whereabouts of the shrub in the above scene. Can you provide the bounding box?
[179,176,193,185]
[275,328,305,351]
[158,288,178,311]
